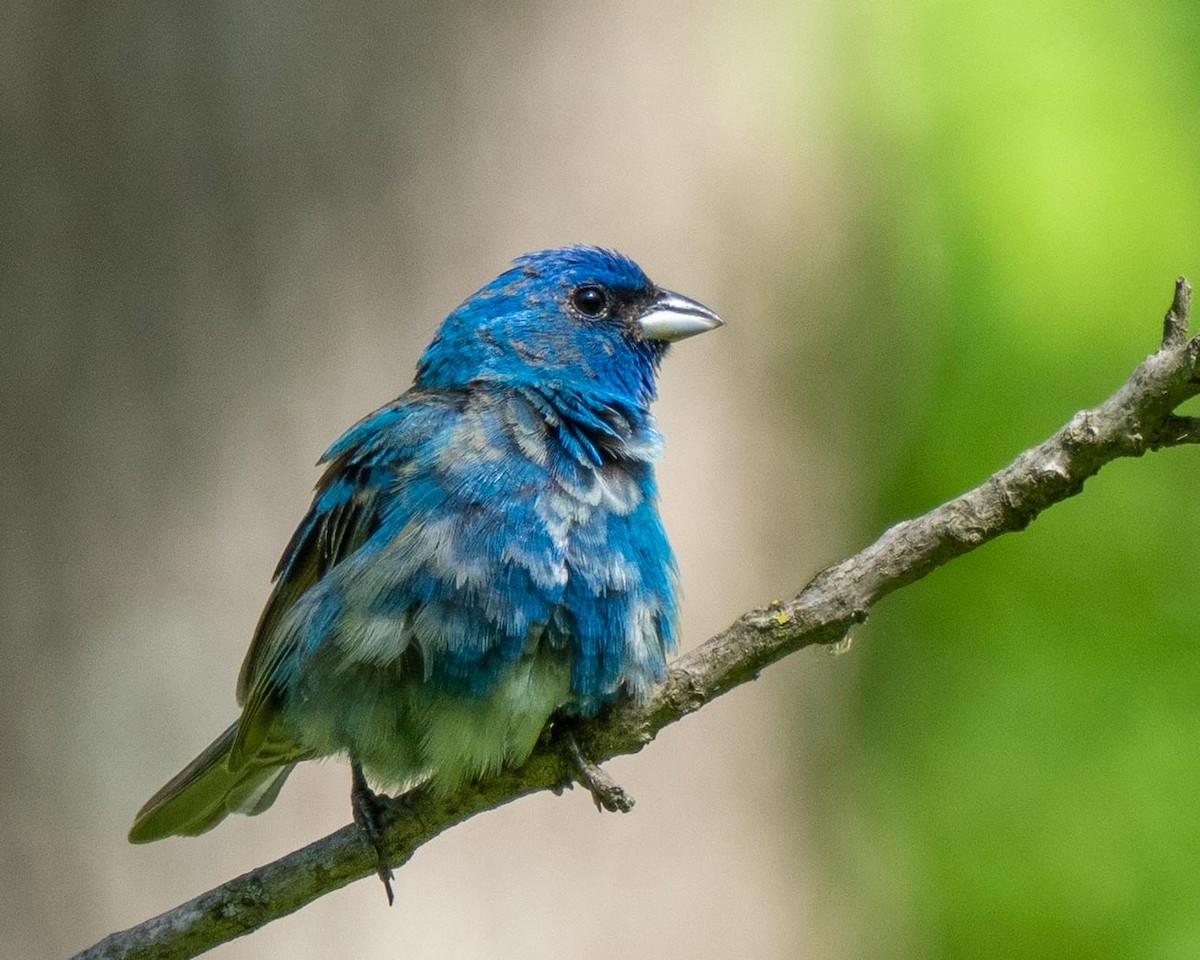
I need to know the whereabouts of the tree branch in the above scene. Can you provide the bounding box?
[75,278,1197,960]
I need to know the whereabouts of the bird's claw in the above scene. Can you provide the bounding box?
[562,733,635,813]
[351,763,396,905]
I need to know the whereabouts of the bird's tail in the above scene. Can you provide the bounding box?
[128,720,297,844]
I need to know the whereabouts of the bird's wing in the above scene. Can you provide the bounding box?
[235,471,384,705]
[229,400,415,769]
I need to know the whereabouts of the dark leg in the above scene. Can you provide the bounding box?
[351,762,396,905]
[563,732,635,813]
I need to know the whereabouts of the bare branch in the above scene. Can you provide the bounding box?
[1163,276,1193,348]
[74,278,1198,960]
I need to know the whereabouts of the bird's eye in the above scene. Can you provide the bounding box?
[570,285,609,318]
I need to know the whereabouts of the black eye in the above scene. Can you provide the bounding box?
[570,284,609,318]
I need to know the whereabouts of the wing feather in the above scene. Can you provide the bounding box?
[228,404,407,768]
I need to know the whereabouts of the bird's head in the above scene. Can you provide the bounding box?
[415,246,723,406]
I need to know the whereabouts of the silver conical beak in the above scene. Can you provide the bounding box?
[636,289,725,342]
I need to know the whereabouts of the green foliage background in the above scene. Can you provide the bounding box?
[824,4,1200,956]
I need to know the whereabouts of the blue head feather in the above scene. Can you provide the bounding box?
[416,246,668,410]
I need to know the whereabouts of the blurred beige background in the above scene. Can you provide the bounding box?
[3,2,863,957]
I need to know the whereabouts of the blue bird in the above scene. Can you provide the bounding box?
[129,246,723,899]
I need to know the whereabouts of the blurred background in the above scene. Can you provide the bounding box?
[4,1,1200,957]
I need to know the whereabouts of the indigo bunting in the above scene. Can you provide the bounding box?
[129,246,723,899]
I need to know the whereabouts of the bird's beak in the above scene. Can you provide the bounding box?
[636,289,725,342]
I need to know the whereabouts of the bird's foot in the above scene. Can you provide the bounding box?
[351,762,396,905]
[561,732,635,813]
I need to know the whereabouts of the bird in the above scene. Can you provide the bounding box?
[128,245,723,901]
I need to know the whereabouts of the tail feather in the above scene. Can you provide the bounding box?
[128,721,298,843]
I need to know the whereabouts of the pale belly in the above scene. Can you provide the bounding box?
[284,645,572,795]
